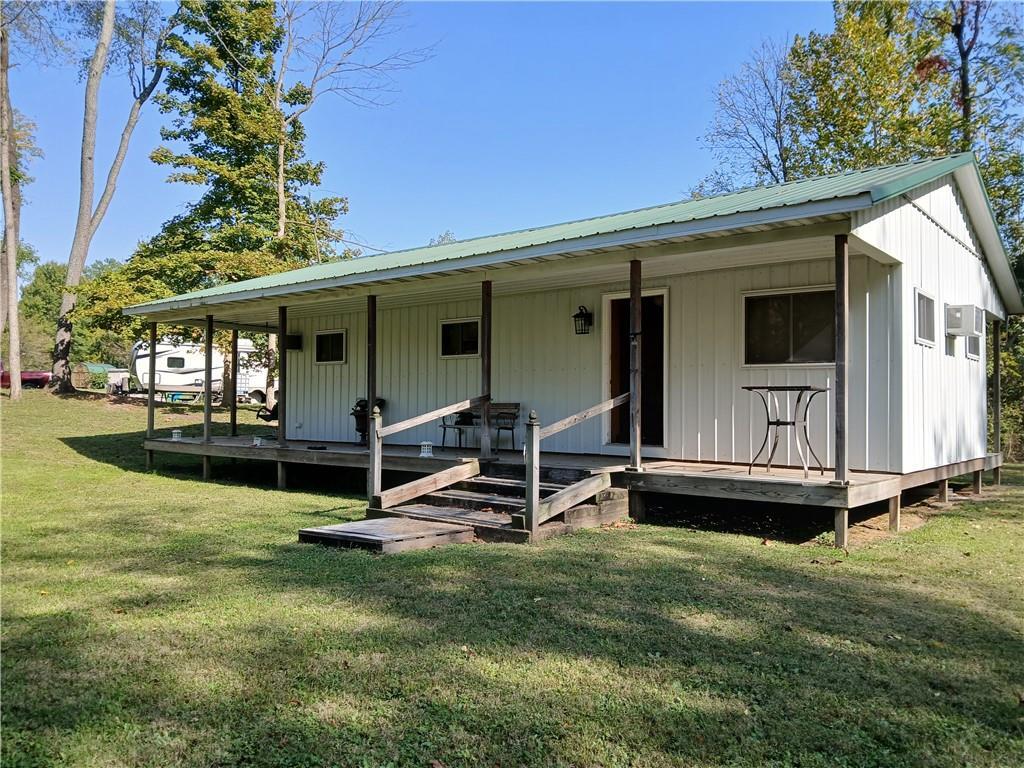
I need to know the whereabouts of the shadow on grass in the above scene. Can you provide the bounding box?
[4,471,1023,766]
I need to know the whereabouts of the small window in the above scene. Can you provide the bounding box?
[966,333,981,360]
[440,319,480,358]
[915,289,936,346]
[744,290,835,365]
[314,330,346,364]
[166,357,185,369]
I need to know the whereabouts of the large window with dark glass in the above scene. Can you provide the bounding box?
[744,290,835,365]
[440,319,480,358]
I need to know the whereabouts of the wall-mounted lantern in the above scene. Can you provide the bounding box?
[573,305,594,335]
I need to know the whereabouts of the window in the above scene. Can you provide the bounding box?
[744,290,835,365]
[440,318,480,358]
[314,330,346,364]
[915,289,936,346]
[966,333,981,360]
[166,357,185,369]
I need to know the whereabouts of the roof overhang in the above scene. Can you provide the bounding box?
[125,196,869,322]
[951,163,1024,314]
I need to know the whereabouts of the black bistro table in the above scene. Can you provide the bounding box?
[742,385,829,479]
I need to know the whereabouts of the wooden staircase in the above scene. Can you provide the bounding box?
[299,463,628,551]
[300,395,633,553]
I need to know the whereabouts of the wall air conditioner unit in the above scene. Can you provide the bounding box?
[945,304,983,337]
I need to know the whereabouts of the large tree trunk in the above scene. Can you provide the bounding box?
[50,0,116,392]
[1,19,22,399]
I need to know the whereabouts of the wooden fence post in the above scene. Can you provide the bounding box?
[368,405,383,506]
[524,409,540,538]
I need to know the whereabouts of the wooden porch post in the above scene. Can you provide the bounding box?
[146,321,157,470]
[524,409,540,538]
[277,305,288,489]
[992,318,1002,486]
[834,234,849,484]
[629,259,642,471]
[202,314,214,480]
[368,405,382,505]
[229,329,239,437]
[367,294,377,416]
[480,280,492,458]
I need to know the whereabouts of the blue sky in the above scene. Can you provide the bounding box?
[11,1,836,267]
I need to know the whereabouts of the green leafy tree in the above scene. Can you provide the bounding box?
[786,1,956,177]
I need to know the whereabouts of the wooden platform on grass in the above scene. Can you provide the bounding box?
[298,517,473,553]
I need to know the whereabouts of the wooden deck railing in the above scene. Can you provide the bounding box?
[368,395,489,507]
[522,393,629,534]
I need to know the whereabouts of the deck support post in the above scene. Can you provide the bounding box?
[146,322,157,470]
[229,329,239,436]
[277,461,286,490]
[938,477,950,504]
[367,294,377,425]
[203,455,212,481]
[834,508,849,549]
[629,259,642,471]
[834,234,849,484]
[972,470,982,495]
[524,410,540,538]
[146,322,157,440]
[277,306,288,448]
[479,280,492,458]
[203,314,214,445]
[888,495,901,533]
[368,406,382,505]
[992,318,1002,486]
[628,488,646,523]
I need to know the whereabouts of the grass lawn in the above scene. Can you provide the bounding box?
[2,391,1022,767]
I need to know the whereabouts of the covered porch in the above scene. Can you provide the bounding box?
[134,224,1006,548]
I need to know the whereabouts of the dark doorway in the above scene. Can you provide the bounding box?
[609,293,665,446]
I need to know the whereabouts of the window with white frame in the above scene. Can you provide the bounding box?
[915,289,936,346]
[314,330,346,364]
[744,289,835,365]
[440,318,480,358]
[966,333,981,360]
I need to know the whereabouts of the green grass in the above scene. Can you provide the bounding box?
[2,391,1022,768]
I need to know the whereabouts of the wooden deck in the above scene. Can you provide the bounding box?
[144,434,1001,512]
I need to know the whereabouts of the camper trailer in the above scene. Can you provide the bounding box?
[131,338,269,401]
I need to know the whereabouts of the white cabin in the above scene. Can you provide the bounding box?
[127,155,1021,546]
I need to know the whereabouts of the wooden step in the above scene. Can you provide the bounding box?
[456,475,566,498]
[299,517,473,553]
[385,503,515,528]
[423,488,526,513]
[487,463,590,485]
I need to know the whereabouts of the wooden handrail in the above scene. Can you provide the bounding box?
[538,392,629,441]
[376,460,480,509]
[378,395,489,439]
[536,472,611,525]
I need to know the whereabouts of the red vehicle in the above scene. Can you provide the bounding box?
[0,362,52,389]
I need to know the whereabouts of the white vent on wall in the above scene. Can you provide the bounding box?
[945,304,983,337]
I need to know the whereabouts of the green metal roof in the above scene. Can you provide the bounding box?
[127,153,982,313]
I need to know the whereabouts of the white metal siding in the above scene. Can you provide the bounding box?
[285,247,899,472]
[853,176,992,471]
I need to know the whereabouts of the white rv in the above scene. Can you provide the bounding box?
[131,338,269,402]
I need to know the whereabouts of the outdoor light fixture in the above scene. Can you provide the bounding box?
[573,305,594,335]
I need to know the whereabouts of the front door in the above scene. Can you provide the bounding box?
[608,294,664,446]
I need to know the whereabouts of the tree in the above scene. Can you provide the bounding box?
[785,1,955,177]
[429,230,456,246]
[50,0,180,393]
[1,4,22,397]
[695,39,794,193]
